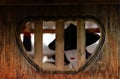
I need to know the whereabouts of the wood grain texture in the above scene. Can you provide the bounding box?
[77,19,86,68]
[0,0,119,5]
[34,19,43,67]
[56,19,64,69]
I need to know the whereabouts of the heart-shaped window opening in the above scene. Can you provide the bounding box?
[15,16,105,74]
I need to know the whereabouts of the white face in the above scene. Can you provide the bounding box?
[65,50,77,63]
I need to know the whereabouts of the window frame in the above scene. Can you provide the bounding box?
[15,15,105,74]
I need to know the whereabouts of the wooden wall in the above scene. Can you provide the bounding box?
[0,4,119,79]
[0,0,119,5]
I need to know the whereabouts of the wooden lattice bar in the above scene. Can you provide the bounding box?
[34,19,43,67]
[77,19,86,68]
[55,19,64,69]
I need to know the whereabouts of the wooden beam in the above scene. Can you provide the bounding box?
[55,19,64,69]
[86,28,100,33]
[21,28,100,34]
[43,29,55,33]
[34,19,43,67]
[77,19,86,68]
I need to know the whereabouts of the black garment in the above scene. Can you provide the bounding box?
[23,36,32,51]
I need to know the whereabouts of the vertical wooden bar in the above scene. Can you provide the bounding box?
[77,19,86,68]
[34,19,43,67]
[56,19,64,69]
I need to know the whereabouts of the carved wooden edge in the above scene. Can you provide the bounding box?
[15,15,106,74]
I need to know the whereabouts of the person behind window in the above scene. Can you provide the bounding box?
[22,20,34,51]
[48,23,100,68]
